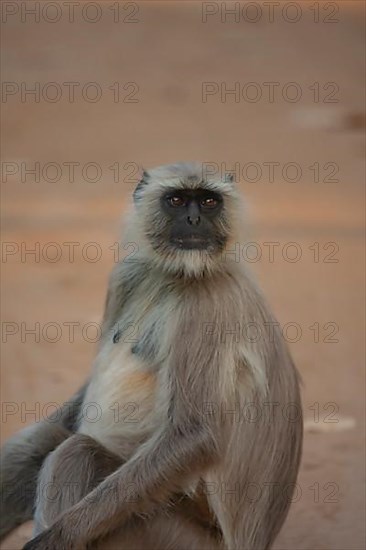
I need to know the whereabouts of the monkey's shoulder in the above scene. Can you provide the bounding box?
[107,280,173,362]
[112,319,160,363]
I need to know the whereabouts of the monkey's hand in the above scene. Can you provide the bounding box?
[22,522,85,550]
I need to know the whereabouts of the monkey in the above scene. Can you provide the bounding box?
[0,162,303,550]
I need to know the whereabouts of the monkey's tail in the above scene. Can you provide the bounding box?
[0,422,70,540]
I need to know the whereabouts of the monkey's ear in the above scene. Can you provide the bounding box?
[133,169,149,202]
[225,173,235,184]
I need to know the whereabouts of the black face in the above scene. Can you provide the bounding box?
[161,188,225,250]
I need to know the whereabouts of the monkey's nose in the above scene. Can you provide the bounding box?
[187,215,200,226]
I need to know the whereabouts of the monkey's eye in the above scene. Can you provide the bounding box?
[200,197,218,208]
[168,196,186,207]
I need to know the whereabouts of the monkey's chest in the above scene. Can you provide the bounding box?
[77,342,161,458]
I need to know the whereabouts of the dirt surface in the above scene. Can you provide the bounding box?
[1,1,365,549]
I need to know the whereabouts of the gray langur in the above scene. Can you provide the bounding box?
[0,162,303,550]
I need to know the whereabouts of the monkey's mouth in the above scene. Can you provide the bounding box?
[170,235,214,251]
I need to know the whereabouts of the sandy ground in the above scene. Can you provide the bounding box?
[1,1,365,549]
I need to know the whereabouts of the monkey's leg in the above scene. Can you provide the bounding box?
[33,434,122,536]
[34,435,222,550]
[99,509,223,550]
[0,423,70,540]
[99,487,223,550]
[0,384,87,540]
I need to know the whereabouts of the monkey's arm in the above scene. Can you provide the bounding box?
[0,384,87,540]
[24,423,218,550]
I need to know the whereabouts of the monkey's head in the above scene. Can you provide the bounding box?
[129,162,241,278]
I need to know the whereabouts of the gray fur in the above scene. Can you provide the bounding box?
[0,385,87,540]
[2,163,302,550]
[33,434,122,536]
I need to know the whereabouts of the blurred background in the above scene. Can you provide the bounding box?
[1,1,365,548]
